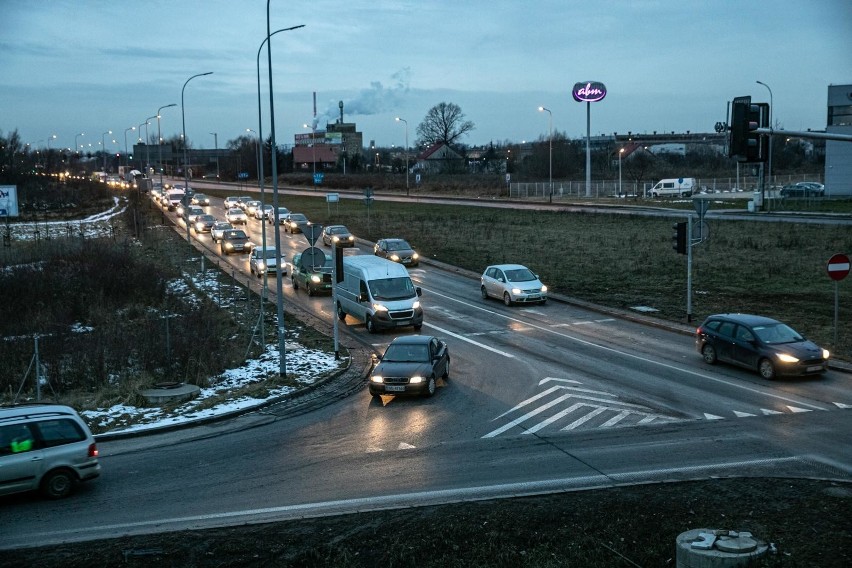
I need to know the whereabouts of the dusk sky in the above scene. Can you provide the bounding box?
[1,0,850,155]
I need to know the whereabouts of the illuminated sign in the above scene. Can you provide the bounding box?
[572,81,607,103]
[0,185,19,217]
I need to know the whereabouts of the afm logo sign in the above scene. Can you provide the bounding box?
[572,81,607,103]
[0,185,19,218]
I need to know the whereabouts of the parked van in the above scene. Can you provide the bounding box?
[648,178,695,198]
[335,255,423,333]
[0,404,100,499]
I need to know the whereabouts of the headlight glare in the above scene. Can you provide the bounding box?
[370,375,383,383]
[409,376,423,384]
[776,353,799,363]
[373,304,388,312]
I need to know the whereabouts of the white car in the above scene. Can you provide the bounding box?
[211,221,233,243]
[249,246,288,278]
[480,264,548,306]
[225,207,248,225]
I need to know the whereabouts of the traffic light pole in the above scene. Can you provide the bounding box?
[686,215,693,323]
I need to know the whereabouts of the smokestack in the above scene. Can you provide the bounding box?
[339,100,344,124]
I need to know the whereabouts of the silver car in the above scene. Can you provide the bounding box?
[249,246,288,278]
[480,264,548,306]
[211,221,233,243]
[226,207,248,225]
[0,404,101,499]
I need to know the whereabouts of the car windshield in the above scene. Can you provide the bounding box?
[330,226,348,234]
[504,268,536,282]
[751,323,804,345]
[199,215,215,222]
[260,249,278,259]
[225,230,247,239]
[383,343,429,363]
[387,240,410,251]
[290,214,307,222]
[369,277,417,301]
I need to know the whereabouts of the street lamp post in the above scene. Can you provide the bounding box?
[210,132,219,179]
[618,147,624,197]
[756,80,774,205]
[143,116,157,176]
[123,127,135,170]
[75,132,84,155]
[46,134,56,170]
[157,104,177,186]
[538,106,553,203]
[181,71,214,244]
[303,123,317,186]
[395,117,409,196]
[101,130,112,172]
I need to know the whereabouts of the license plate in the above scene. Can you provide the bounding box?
[385,385,406,392]
[395,321,409,326]
[806,365,823,372]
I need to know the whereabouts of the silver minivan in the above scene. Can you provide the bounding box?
[0,404,101,499]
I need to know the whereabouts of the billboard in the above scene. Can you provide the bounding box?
[572,81,607,103]
[0,185,19,217]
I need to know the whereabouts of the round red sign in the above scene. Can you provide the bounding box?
[827,253,850,281]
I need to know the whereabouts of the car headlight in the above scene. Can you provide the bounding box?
[541,285,548,292]
[776,353,799,363]
[258,262,266,270]
[370,375,383,383]
[512,288,522,295]
[347,236,354,241]
[390,254,400,261]
[412,301,421,309]
[409,376,423,384]
[332,236,339,242]
[310,275,321,283]
[225,243,233,249]
[822,349,830,359]
[412,253,419,259]
[373,304,388,312]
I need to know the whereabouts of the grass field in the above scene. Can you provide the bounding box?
[250,193,852,360]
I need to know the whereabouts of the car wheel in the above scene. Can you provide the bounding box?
[256,271,261,279]
[337,303,346,321]
[425,376,436,397]
[701,344,717,365]
[503,292,512,306]
[292,277,298,290]
[365,315,376,334]
[413,323,422,331]
[307,286,314,297]
[41,469,75,499]
[539,298,547,305]
[443,359,450,381]
[758,358,776,380]
[480,286,488,300]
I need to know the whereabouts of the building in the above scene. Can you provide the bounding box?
[825,83,852,196]
[293,101,364,173]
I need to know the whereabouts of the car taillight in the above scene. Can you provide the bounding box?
[696,327,703,335]
[88,443,99,458]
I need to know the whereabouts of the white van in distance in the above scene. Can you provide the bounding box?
[335,255,423,333]
[648,178,695,198]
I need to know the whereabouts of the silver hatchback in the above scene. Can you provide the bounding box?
[0,404,101,499]
[480,264,548,306]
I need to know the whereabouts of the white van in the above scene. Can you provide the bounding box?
[648,178,695,198]
[335,255,423,333]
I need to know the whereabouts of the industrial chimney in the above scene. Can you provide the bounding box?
[339,101,344,124]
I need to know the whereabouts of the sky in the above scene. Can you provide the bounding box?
[1,0,850,155]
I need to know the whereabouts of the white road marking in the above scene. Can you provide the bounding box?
[704,413,725,420]
[398,442,416,450]
[787,406,812,413]
[560,407,607,430]
[522,403,587,434]
[834,402,851,409]
[733,411,757,418]
[599,410,631,428]
[420,286,828,411]
[761,408,783,415]
[482,393,575,438]
[422,322,514,358]
[539,377,582,386]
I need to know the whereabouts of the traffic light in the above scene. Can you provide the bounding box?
[728,96,769,163]
[672,222,687,255]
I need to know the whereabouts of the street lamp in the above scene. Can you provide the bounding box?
[181,71,213,244]
[210,132,219,179]
[538,106,552,203]
[395,117,409,196]
[157,103,177,186]
[247,128,260,189]
[75,132,84,155]
[143,116,157,176]
[46,134,56,170]
[756,80,774,200]
[123,126,135,169]
[303,123,317,185]
[618,147,624,197]
[101,130,112,172]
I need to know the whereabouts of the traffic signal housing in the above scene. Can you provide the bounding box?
[672,222,687,255]
[728,96,769,163]
[334,242,344,283]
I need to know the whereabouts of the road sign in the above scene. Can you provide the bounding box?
[693,198,710,218]
[301,223,323,246]
[326,193,339,203]
[827,253,850,281]
[299,246,327,271]
[238,172,249,179]
[313,172,324,185]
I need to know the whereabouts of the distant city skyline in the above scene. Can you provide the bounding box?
[1,1,850,153]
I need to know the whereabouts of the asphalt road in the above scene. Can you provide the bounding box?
[1,187,849,549]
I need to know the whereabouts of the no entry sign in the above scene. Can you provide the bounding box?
[827,253,850,281]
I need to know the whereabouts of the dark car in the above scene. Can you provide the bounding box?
[695,313,829,380]
[780,182,824,198]
[192,214,217,234]
[369,335,450,398]
[321,225,355,247]
[374,238,420,267]
[291,251,333,296]
[220,229,253,256]
[283,213,309,233]
[268,207,291,225]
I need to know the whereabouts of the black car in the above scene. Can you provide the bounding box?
[374,238,420,267]
[369,335,450,397]
[780,182,824,198]
[220,229,253,256]
[695,313,829,380]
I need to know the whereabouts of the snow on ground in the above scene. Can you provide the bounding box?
[9,198,346,434]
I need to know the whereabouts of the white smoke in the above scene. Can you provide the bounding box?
[319,68,410,124]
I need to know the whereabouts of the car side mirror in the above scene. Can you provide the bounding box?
[416,287,422,297]
[498,278,505,283]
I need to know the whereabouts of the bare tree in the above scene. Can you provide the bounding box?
[415,102,475,146]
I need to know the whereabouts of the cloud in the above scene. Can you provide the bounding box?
[318,68,411,125]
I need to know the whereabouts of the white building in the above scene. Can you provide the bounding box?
[825,84,852,197]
